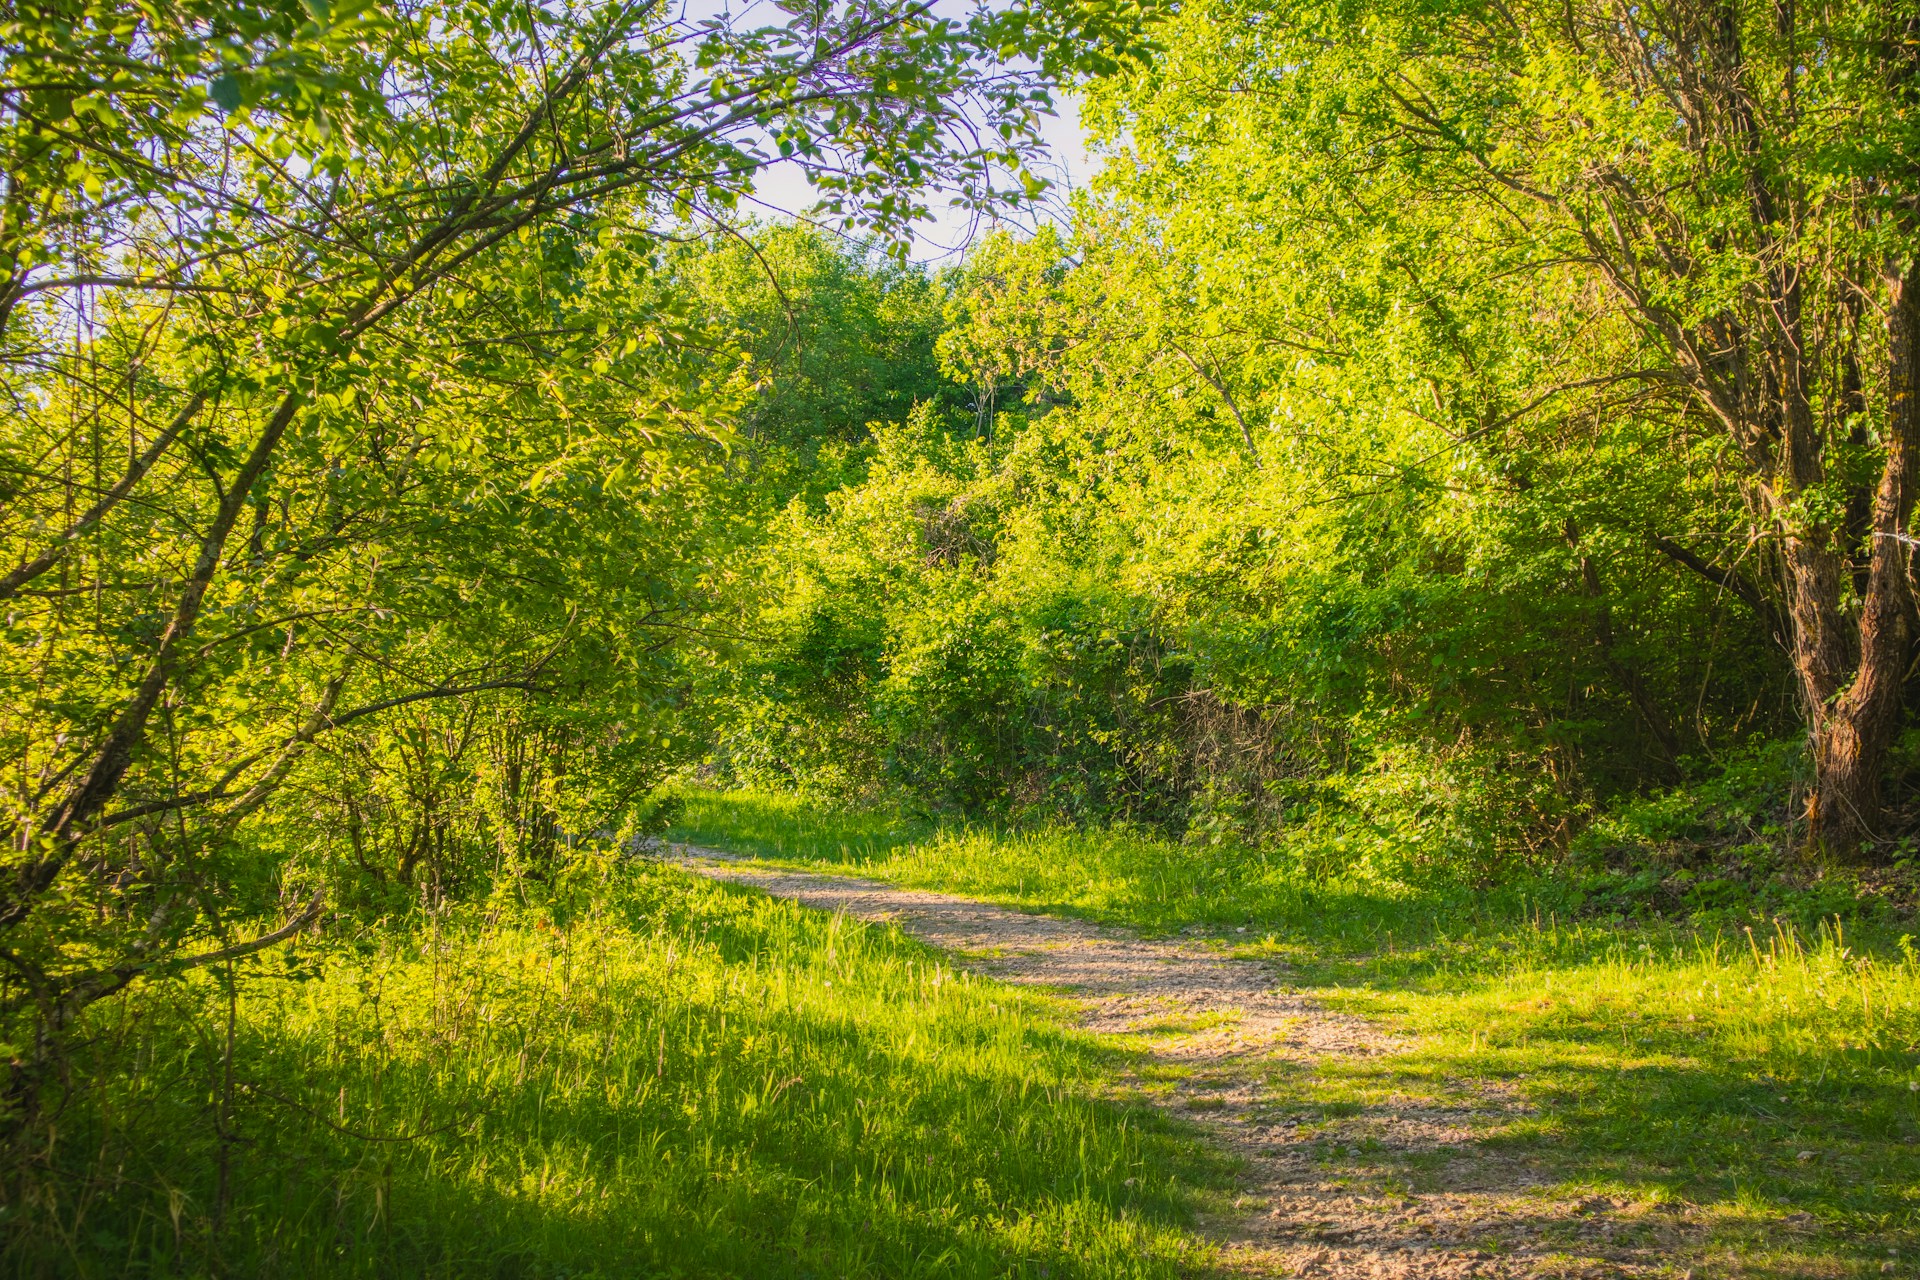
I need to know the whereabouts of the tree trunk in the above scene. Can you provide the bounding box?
[1801,262,1920,857]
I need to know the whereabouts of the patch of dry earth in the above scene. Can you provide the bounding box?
[672,845,1716,1279]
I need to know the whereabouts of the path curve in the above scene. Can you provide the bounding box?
[673,844,1694,1279]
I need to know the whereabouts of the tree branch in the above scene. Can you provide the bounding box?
[1649,535,1786,639]
[0,389,207,601]
[168,890,326,972]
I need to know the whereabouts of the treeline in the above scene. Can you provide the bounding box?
[708,228,1799,884]
[708,0,1920,888]
[0,0,1148,1206]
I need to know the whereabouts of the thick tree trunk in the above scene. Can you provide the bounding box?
[1801,264,1920,857]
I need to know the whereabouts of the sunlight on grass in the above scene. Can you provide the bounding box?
[1303,918,1920,1248]
[671,787,1920,1266]
[14,860,1228,1278]
[668,787,1445,947]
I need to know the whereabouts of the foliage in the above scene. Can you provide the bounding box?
[1064,0,1920,855]
[10,0,1920,1266]
[705,0,1920,873]
[711,273,1793,871]
[0,0,1154,1123]
[675,226,970,486]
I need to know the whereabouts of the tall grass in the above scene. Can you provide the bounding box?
[1304,916,1920,1250]
[1363,912,1920,1074]
[669,790,934,867]
[4,859,1226,1278]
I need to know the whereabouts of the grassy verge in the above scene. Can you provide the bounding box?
[671,787,1920,1273]
[5,859,1228,1278]
[663,789,1475,947]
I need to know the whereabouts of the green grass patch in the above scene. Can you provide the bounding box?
[5,859,1229,1278]
[667,788,1456,948]
[671,787,1920,1270]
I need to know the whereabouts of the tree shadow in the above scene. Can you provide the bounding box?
[8,882,1242,1280]
[1275,968,1920,1273]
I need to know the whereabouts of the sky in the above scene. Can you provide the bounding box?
[742,90,1099,263]
[669,0,1104,262]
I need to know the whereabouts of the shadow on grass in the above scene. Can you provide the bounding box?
[1284,957,1920,1268]
[671,789,1920,1269]
[6,872,1238,1280]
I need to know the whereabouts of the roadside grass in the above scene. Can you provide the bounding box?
[670,787,1920,1271]
[4,859,1229,1279]
[664,789,1456,948]
[665,789,935,869]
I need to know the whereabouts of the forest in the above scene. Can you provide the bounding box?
[4,0,1920,1274]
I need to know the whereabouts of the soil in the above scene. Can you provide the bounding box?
[672,845,1728,1279]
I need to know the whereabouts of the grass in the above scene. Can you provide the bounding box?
[671,787,1920,1274]
[4,857,1229,1278]
[661,787,1545,948]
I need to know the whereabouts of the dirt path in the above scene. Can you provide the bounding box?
[674,845,1701,1279]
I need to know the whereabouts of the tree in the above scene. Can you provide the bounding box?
[1084,0,1920,857]
[0,0,1151,1105]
